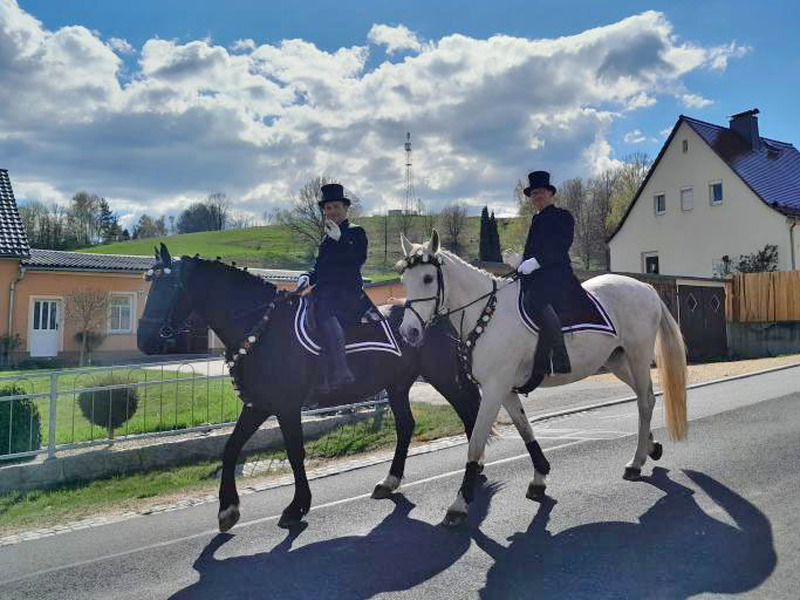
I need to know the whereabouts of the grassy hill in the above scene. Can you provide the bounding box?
[79,215,531,281]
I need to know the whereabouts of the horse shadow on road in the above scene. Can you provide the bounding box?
[474,467,776,599]
[171,480,500,599]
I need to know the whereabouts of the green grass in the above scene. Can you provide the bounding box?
[0,402,464,533]
[0,368,241,451]
[78,216,532,281]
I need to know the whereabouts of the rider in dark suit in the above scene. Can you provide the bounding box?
[518,171,580,376]
[296,183,368,393]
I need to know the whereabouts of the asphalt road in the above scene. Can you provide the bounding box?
[1,366,799,599]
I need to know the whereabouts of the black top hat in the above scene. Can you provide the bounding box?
[523,171,557,197]
[318,183,352,208]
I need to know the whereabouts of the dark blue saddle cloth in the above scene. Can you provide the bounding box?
[517,285,617,336]
[295,296,402,357]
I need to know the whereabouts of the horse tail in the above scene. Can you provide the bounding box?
[655,301,688,441]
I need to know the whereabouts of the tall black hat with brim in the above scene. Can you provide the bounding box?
[318,183,352,208]
[523,171,557,197]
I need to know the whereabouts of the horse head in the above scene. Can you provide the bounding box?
[397,229,444,346]
[137,243,195,355]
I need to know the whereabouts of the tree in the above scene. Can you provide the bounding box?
[415,198,437,242]
[121,228,131,241]
[98,198,122,244]
[607,152,652,231]
[487,211,502,262]
[132,214,160,239]
[479,206,491,261]
[440,202,468,255]
[68,192,102,247]
[514,180,532,216]
[205,192,230,231]
[737,244,779,273]
[65,289,109,366]
[275,176,362,252]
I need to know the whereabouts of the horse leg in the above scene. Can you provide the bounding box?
[443,382,503,527]
[277,406,312,528]
[372,381,415,499]
[218,405,269,533]
[501,392,550,501]
[606,349,660,480]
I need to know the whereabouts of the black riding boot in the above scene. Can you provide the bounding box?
[539,304,571,374]
[318,317,355,393]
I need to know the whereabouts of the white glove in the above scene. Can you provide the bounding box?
[517,257,541,275]
[324,219,341,241]
[295,273,310,292]
[502,250,522,269]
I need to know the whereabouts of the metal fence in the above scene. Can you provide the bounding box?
[0,358,388,463]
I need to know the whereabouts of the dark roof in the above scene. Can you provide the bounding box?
[608,115,800,241]
[0,170,31,258]
[22,249,155,272]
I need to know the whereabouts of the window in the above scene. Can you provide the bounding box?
[642,252,660,274]
[682,139,689,153]
[109,294,133,333]
[680,187,694,211]
[709,181,723,205]
[654,193,666,215]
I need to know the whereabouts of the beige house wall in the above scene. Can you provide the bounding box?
[10,270,150,354]
[609,121,793,277]
[0,258,20,336]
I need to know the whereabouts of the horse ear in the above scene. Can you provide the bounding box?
[154,247,160,261]
[400,232,413,257]
[160,243,172,266]
[429,229,441,255]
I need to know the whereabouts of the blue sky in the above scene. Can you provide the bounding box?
[5,0,799,226]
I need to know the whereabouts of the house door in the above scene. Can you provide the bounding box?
[30,299,61,357]
[678,285,728,362]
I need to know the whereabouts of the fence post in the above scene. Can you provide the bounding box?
[46,372,58,461]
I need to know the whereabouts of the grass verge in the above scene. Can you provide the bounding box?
[0,402,464,535]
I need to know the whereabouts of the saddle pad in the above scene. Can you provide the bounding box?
[517,286,617,337]
[294,296,403,357]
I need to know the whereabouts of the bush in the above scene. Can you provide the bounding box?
[0,385,42,457]
[77,375,139,439]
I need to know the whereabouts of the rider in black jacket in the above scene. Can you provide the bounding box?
[296,183,367,393]
[518,171,580,376]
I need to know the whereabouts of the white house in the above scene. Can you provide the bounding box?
[608,109,800,278]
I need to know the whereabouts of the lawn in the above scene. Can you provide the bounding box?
[0,402,465,534]
[78,215,534,280]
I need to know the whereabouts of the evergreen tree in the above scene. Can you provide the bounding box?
[488,212,503,262]
[479,206,490,261]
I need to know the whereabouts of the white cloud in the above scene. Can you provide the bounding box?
[108,37,135,55]
[624,129,647,144]
[368,24,423,54]
[0,2,749,222]
[681,93,714,108]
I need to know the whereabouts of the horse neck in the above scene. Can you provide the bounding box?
[441,252,496,336]
[186,263,276,348]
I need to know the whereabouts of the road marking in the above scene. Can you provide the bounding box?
[0,438,588,586]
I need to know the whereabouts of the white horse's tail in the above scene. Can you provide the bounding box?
[655,302,688,441]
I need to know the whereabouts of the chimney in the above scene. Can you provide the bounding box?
[729,108,761,150]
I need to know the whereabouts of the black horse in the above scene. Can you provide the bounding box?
[138,244,481,531]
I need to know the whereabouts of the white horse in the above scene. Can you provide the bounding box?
[398,231,688,526]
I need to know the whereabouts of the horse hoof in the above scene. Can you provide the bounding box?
[526,483,547,501]
[371,484,394,500]
[441,510,468,528]
[623,467,642,481]
[218,505,240,533]
[649,442,663,461]
[278,512,303,529]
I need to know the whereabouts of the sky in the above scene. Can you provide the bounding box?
[2,0,798,229]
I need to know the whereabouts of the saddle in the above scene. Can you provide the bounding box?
[295,294,402,358]
[517,286,617,337]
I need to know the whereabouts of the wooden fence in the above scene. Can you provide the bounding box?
[726,271,800,322]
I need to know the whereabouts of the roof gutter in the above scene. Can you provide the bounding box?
[8,264,26,336]
[790,218,798,270]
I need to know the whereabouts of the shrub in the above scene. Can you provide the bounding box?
[77,375,139,439]
[0,385,41,457]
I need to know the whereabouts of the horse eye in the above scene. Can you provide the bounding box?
[423,274,434,284]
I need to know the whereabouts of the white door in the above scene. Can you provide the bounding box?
[30,299,61,357]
